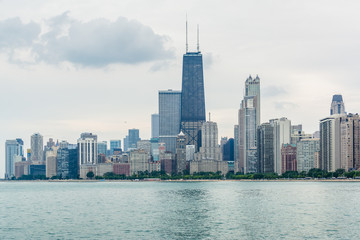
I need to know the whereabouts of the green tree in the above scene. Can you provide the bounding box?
[86,171,95,179]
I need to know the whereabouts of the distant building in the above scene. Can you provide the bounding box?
[78,133,98,166]
[339,113,360,171]
[159,89,181,153]
[191,121,227,174]
[237,75,261,173]
[124,129,140,151]
[15,161,30,178]
[186,145,195,161]
[281,144,297,174]
[113,163,130,176]
[176,131,186,174]
[297,138,320,173]
[151,114,160,138]
[330,94,345,115]
[31,133,43,162]
[234,125,240,164]
[129,149,150,175]
[97,141,107,156]
[257,123,274,173]
[137,140,151,153]
[320,115,342,172]
[5,139,24,179]
[57,144,78,179]
[46,146,59,178]
[222,138,234,161]
[271,118,291,174]
[160,152,175,174]
[110,140,121,155]
[150,138,160,161]
[180,50,206,151]
[291,131,312,145]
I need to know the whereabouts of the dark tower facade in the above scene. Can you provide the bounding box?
[180,51,206,150]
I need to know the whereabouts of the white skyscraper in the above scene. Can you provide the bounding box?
[78,133,98,165]
[271,118,291,175]
[5,139,24,179]
[237,75,260,173]
[31,133,43,162]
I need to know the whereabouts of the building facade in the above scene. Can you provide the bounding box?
[272,118,291,175]
[78,133,98,166]
[151,113,160,139]
[297,138,320,173]
[180,51,206,151]
[5,139,24,179]
[31,133,43,162]
[159,89,182,153]
[320,115,342,172]
[330,94,345,115]
[237,75,260,173]
[281,144,297,173]
[257,123,274,173]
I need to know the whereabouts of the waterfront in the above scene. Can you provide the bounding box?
[1,182,360,239]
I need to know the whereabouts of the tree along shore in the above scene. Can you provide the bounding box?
[9,168,360,181]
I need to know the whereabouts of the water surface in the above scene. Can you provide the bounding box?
[0,181,359,239]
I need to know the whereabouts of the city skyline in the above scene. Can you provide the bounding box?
[1,0,360,177]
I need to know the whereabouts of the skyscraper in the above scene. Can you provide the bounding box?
[151,114,160,138]
[320,115,342,172]
[57,143,78,179]
[176,131,187,174]
[272,118,291,174]
[5,139,24,179]
[159,89,182,153]
[330,94,345,115]
[110,140,122,155]
[31,133,43,162]
[257,123,274,173]
[97,141,107,156]
[78,133,98,166]
[124,129,140,151]
[180,23,206,151]
[237,75,260,173]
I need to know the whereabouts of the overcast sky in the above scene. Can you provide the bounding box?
[1,0,360,177]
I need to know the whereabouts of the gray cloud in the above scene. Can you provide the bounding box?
[0,13,175,66]
[0,18,40,49]
[274,101,298,110]
[262,85,287,98]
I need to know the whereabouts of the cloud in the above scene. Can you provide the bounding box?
[0,13,175,67]
[262,85,287,98]
[0,18,40,49]
[274,101,298,110]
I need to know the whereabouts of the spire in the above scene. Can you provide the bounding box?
[209,112,211,121]
[186,14,188,53]
[197,24,200,52]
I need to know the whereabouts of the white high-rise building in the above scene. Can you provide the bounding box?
[5,139,24,179]
[78,133,98,165]
[320,115,342,172]
[297,138,320,173]
[237,75,260,173]
[31,133,43,162]
[271,118,291,175]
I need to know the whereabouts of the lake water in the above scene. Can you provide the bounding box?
[0,181,359,239]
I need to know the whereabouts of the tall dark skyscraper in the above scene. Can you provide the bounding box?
[180,23,206,151]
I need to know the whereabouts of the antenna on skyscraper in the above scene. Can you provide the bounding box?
[186,14,188,53]
[197,24,200,52]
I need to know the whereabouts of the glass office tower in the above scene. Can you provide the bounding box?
[159,90,182,153]
[180,51,206,151]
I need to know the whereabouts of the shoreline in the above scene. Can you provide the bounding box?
[2,179,360,183]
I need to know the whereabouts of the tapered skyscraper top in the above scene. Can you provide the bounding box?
[330,94,345,115]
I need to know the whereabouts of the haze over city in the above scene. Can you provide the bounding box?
[1,0,360,177]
